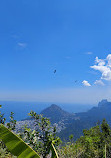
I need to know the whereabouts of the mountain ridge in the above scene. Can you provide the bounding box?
[59,99,111,140]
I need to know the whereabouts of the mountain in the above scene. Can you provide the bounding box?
[76,99,111,125]
[16,104,76,134]
[58,99,111,141]
[40,104,75,123]
[15,99,111,141]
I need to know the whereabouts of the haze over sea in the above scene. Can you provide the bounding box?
[0,101,94,121]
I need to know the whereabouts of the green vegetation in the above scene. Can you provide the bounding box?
[58,119,111,158]
[58,100,111,141]
[0,106,59,158]
[1,104,111,158]
[19,110,61,158]
[0,124,40,158]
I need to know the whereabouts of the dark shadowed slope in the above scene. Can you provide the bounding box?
[40,104,74,123]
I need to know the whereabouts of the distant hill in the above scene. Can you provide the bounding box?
[76,99,111,126]
[40,104,75,123]
[59,99,111,141]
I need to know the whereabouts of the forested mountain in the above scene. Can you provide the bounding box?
[59,99,111,140]
[40,104,75,123]
[40,100,111,141]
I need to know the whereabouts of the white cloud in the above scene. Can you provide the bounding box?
[82,80,91,86]
[85,52,93,55]
[95,57,106,66]
[18,42,27,48]
[107,54,111,67]
[90,54,111,80]
[94,80,105,86]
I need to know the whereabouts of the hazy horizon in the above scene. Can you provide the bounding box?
[0,100,95,121]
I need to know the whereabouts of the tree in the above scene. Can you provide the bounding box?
[0,105,6,125]
[0,124,59,158]
[20,111,61,158]
[0,106,59,158]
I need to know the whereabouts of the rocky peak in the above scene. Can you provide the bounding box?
[50,104,62,110]
[40,104,73,123]
[98,99,109,107]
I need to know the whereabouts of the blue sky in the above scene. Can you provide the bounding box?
[0,0,111,104]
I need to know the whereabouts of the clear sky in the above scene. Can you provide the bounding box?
[0,0,111,104]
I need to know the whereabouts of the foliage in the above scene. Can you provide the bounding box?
[0,124,40,158]
[0,105,6,125]
[50,143,59,158]
[69,134,74,144]
[2,103,111,158]
[0,106,59,158]
[0,105,15,157]
[58,119,111,158]
[19,111,61,158]
[7,112,16,130]
[0,125,59,158]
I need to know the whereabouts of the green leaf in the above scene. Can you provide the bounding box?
[51,143,59,158]
[0,124,40,158]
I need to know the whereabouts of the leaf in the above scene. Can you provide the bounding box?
[0,124,40,158]
[51,143,59,158]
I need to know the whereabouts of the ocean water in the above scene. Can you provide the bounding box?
[0,101,50,121]
[0,101,94,121]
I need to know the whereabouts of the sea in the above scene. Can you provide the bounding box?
[0,101,94,122]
